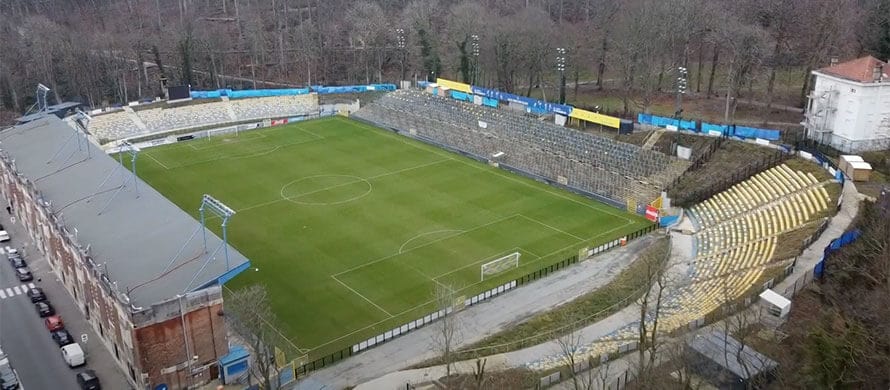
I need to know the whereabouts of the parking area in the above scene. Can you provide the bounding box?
[0,211,131,389]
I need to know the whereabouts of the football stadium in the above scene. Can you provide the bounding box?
[0,77,853,388]
[132,96,656,358]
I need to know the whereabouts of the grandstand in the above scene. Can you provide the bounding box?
[354,90,689,207]
[88,94,319,143]
[527,163,838,371]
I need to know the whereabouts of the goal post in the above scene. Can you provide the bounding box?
[481,251,521,281]
[207,126,239,139]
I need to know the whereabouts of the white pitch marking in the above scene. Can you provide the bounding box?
[12,286,21,295]
[330,275,393,317]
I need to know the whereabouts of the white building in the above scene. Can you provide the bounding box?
[805,56,890,152]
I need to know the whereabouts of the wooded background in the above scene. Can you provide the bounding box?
[0,0,888,120]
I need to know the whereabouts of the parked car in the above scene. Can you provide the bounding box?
[4,247,18,259]
[0,352,19,390]
[51,330,74,347]
[27,287,46,302]
[61,343,85,368]
[0,363,19,390]
[9,257,25,269]
[75,369,101,390]
[44,315,64,331]
[34,301,55,317]
[0,225,9,243]
[14,267,31,282]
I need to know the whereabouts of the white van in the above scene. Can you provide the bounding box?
[61,343,85,367]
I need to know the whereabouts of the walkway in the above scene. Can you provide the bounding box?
[293,236,657,389]
[348,179,861,390]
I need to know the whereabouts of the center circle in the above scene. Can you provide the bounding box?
[280,175,372,206]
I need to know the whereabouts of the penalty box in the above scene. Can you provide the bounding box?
[333,215,580,315]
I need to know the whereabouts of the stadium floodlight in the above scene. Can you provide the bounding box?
[556,48,567,104]
[481,252,521,281]
[471,34,480,85]
[199,194,236,270]
[675,67,689,118]
[396,28,407,82]
[37,83,51,112]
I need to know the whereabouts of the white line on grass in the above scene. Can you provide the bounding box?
[232,158,454,213]
[398,230,466,254]
[144,152,171,170]
[349,120,636,224]
[169,137,327,170]
[518,214,586,241]
[330,275,393,317]
[332,214,522,278]
[310,219,639,352]
[431,246,537,282]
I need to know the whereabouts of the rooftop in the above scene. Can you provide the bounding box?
[688,330,778,379]
[0,115,250,308]
[816,56,888,84]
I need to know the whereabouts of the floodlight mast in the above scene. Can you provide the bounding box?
[199,194,236,270]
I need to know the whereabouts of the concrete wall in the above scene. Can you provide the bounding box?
[811,73,890,151]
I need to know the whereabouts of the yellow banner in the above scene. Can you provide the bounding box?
[435,78,472,94]
[569,108,621,129]
[650,196,663,209]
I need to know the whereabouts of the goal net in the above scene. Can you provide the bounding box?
[207,126,239,139]
[481,252,521,281]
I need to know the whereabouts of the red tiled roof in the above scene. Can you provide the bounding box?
[817,56,888,83]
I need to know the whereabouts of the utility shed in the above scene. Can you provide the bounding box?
[759,289,792,318]
[686,330,778,390]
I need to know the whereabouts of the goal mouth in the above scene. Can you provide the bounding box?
[480,251,521,281]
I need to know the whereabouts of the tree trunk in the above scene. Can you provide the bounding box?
[696,40,704,93]
[799,66,813,108]
[765,42,780,109]
[724,57,735,123]
[596,33,607,90]
[707,46,719,98]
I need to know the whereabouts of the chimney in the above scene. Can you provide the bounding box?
[830,57,839,67]
[874,64,884,82]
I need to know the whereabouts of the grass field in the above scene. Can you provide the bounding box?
[135,116,650,358]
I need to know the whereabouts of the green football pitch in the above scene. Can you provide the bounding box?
[135,116,650,358]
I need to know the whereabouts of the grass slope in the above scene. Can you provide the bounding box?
[136,117,650,358]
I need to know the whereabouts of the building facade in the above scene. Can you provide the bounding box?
[0,119,233,389]
[805,56,890,152]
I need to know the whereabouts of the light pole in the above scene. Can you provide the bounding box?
[675,66,688,118]
[471,34,480,85]
[396,28,406,84]
[556,47,567,104]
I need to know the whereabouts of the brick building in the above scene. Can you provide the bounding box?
[0,115,250,389]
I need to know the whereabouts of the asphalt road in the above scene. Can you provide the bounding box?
[0,213,131,390]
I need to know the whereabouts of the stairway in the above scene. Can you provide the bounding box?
[122,107,148,131]
[221,96,238,121]
[642,129,665,150]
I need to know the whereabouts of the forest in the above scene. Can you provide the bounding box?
[0,0,888,123]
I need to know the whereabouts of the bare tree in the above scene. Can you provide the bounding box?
[434,283,462,382]
[226,285,294,390]
[555,311,588,390]
[633,234,671,387]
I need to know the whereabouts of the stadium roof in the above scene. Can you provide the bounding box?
[16,102,83,124]
[0,116,250,308]
[815,56,888,83]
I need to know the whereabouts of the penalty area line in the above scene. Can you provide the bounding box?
[144,152,171,170]
[330,275,393,317]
